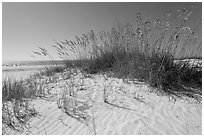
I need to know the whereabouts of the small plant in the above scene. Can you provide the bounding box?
[57,73,90,123]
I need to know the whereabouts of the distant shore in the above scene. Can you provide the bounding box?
[2,64,65,72]
[2,60,67,67]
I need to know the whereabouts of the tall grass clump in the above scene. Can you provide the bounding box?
[53,8,201,99]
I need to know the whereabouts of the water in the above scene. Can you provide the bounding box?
[2,65,44,80]
[2,60,67,80]
[2,70,39,80]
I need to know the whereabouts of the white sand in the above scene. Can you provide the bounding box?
[4,69,202,135]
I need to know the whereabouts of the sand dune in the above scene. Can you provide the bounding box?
[5,69,202,135]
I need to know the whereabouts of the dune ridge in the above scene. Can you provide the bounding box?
[5,69,202,135]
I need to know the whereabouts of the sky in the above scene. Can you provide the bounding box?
[2,2,202,62]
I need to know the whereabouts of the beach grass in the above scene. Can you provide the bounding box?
[56,70,90,123]
[52,9,201,100]
[2,72,57,134]
[2,78,38,134]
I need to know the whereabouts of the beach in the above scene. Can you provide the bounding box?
[2,2,202,135]
[3,68,202,135]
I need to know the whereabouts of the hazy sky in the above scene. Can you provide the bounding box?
[2,2,202,62]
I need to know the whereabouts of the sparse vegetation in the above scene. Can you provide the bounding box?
[56,70,97,133]
[2,78,38,134]
[2,72,56,134]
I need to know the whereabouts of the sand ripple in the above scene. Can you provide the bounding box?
[8,71,201,135]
